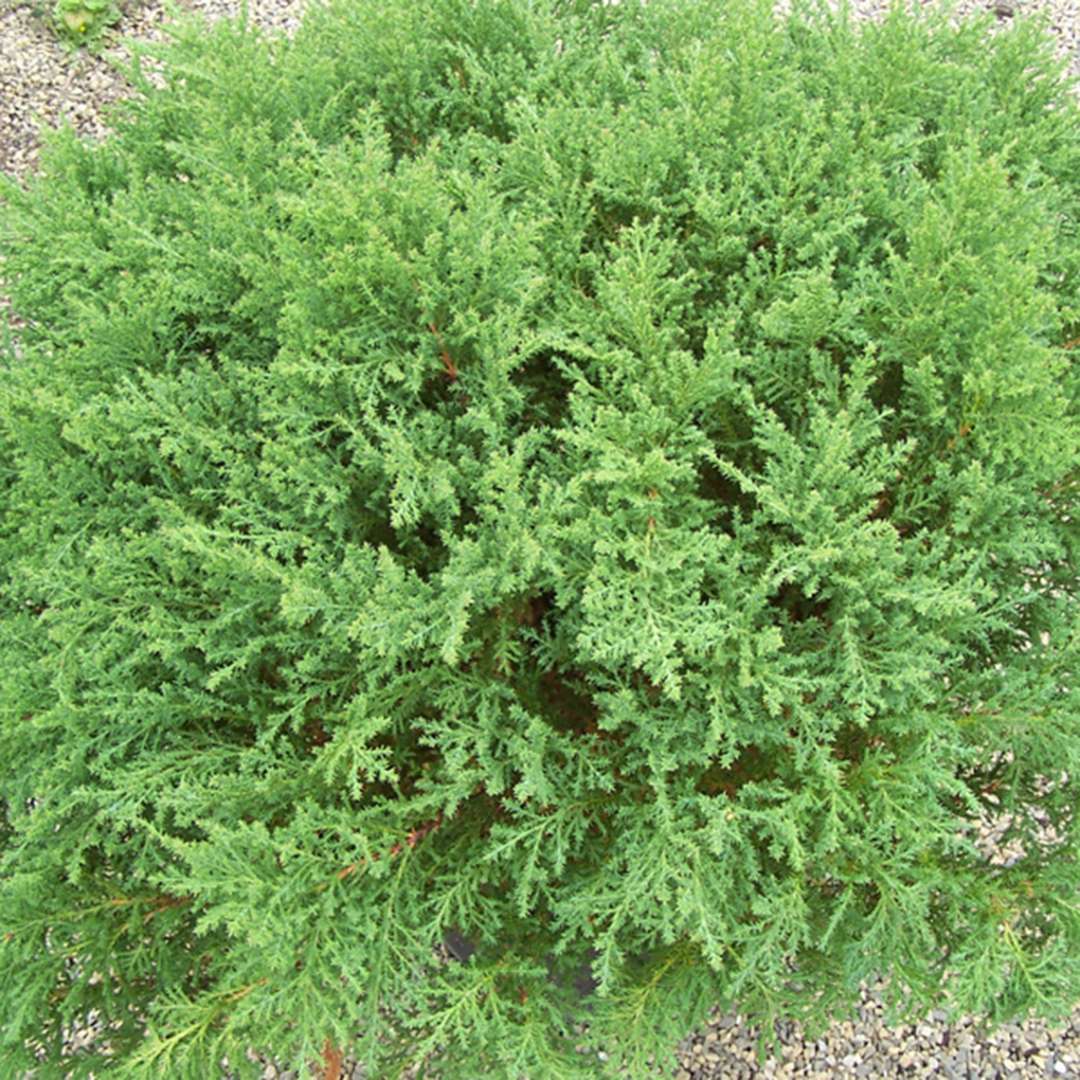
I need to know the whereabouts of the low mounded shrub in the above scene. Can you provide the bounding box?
[1,0,1078,1075]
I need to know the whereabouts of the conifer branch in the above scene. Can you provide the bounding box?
[333,810,445,883]
[428,321,458,381]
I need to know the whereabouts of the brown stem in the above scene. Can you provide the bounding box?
[334,810,445,882]
[428,322,458,380]
[322,1039,344,1080]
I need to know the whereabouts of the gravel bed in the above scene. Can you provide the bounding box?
[4,0,1080,1076]
[0,0,307,179]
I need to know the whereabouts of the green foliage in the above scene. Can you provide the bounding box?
[49,0,120,50]
[1,0,1079,1075]
[37,0,160,53]
[41,0,126,50]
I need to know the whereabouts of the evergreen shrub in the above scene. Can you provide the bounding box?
[1,0,1079,1075]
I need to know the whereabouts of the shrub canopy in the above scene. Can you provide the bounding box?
[1,0,1079,1075]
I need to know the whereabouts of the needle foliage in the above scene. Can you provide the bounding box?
[1,0,1078,1075]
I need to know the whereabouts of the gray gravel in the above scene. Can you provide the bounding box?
[0,0,308,178]
[4,0,1080,1076]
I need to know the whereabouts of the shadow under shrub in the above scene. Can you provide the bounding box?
[1,0,1078,1076]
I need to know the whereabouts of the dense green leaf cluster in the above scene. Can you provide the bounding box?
[50,0,123,51]
[1,0,1078,1075]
